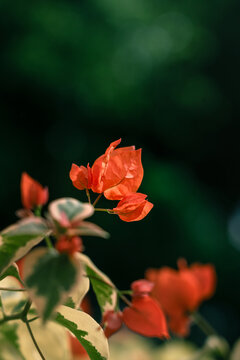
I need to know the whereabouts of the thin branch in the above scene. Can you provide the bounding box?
[85,189,91,204]
[191,312,218,337]
[25,320,46,360]
[27,316,40,323]
[0,287,26,292]
[45,235,53,249]
[93,194,102,207]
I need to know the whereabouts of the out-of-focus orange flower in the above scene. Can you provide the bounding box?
[103,310,123,338]
[70,164,92,190]
[145,260,216,337]
[112,193,153,222]
[55,235,82,255]
[131,279,154,297]
[91,139,143,200]
[21,172,48,210]
[122,295,169,339]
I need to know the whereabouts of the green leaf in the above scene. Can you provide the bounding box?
[0,323,25,360]
[70,221,110,239]
[77,254,117,313]
[24,248,82,321]
[0,263,23,284]
[0,217,50,275]
[49,197,94,224]
[55,305,109,360]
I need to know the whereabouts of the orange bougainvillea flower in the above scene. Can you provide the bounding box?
[122,295,169,339]
[102,310,123,338]
[69,163,92,190]
[90,139,144,200]
[55,235,82,255]
[131,279,154,297]
[112,193,153,222]
[145,260,216,336]
[21,172,49,210]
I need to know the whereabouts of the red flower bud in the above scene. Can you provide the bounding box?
[131,279,154,297]
[55,235,82,255]
[102,310,123,338]
[21,172,48,210]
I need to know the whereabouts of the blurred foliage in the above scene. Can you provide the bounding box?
[0,0,240,345]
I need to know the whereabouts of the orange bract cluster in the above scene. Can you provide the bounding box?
[146,259,216,336]
[21,173,48,210]
[103,279,169,340]
[70,139,153,222]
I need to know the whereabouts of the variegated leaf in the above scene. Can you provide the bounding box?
[0,217,50,275]
[49,198,94,226]
[23,248,83,321]
[77,253,118,313]
[56,305,109,360]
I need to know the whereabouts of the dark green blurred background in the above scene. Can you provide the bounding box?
[1,0,240,345]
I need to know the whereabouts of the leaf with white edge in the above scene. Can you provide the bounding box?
[0,323,25,360]
[17,318,71,360]
[55,305,109,360]
[77,253,117,313]
[68,221,110,239]
[49,198,94,226]
[23,248,83,321]
[67,264,90,308]
[0,263,23,284]
[0,217,50,275]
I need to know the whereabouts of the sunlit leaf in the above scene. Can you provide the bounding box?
[23,248,82,321]
[0,323,25,360]
[77,254,117,313]
[55,305,109,360]
[0,263,23,284]
[69,220,110,239]
[0,218,50,276]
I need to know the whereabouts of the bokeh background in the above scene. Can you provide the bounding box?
[1,0,240,347]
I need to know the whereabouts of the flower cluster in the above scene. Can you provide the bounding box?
[146,259,216,336]
[0,139,220,360]
[70,139,153,222]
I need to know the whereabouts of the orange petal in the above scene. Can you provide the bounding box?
[190,263,216,301]
[113,195,153,222]
[169,314,191,337]
[69,164,91,190]
[145,267,200,317]
[104,148,143,200]
[123,296,169,339]
[21,172,48,210]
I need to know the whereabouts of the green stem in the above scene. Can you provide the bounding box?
[0,312,23,325]
[45,235,53,249]
[34,207,42,217]
[28,316,40,323]
[93,194,102,207]
[191,312,218,337]
[25,320,46,360]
